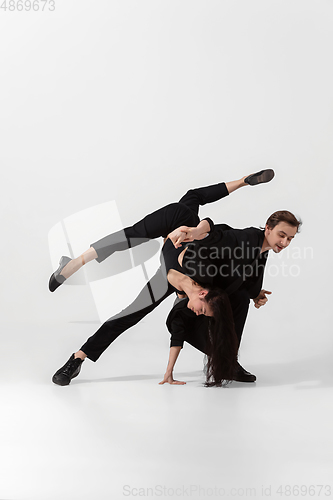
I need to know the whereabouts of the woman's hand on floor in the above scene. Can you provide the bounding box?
[159,371,186,385]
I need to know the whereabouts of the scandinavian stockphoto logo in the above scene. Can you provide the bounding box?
[183,242,312,281]
[48,201,167,323]
[183,243,266,281]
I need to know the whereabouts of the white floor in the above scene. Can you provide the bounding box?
[1,316,333,500]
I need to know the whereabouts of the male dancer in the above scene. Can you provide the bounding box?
[159,209,301,385]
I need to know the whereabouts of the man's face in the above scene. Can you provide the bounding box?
[265,222,297,253]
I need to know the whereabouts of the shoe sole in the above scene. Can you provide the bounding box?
[52,369,81,386]
[245,169,275,186]
[52,375,70,386]
[232,377,256,383]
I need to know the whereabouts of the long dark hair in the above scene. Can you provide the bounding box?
[204,287,239,387]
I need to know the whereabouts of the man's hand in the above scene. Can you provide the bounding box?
[253,289,272,309]
[159,371,186,385]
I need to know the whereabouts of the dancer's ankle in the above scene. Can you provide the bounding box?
[60,256,82,279]
[241,175,249,186]
[74,350,87,361]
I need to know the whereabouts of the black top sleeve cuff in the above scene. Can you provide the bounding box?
[170,340,184,348]
[202,217,215,233]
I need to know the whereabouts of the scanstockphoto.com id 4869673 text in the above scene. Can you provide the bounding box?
[0,0,55,11]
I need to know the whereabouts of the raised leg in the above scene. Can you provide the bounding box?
[52,172,271,285]
[178,170,274,215]
[91,203,199,264]
[53,203,198,285]
[60,247,98,279]
[178,182,229,214]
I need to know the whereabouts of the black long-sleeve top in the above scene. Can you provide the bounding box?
[182,222,268,298]
[167,222,269,348]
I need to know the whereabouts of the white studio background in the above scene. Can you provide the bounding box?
[0,0,332,358]
[0,1,333,499]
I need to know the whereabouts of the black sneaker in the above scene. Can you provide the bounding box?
[244,169,275,186]
[233,362,256,383]
[52,354,83,386]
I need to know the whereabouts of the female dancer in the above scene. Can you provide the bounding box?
[50,169,275,387]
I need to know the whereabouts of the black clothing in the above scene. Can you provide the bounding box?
[183,223,268,299]
[91,179,223,263]
[80,180,268,363]
[167,289,250,350]
[166,223,267,351]
[81,181,230,361]
[160,238,185,294]
[80,266,174,361]
[91,202,198,263]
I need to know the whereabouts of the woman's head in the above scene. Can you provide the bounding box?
[187,287,214,316]
[188,284,239,386]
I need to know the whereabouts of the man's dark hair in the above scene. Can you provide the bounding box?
[265,210,302,233]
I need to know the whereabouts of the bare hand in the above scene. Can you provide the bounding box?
[159,372,186,385]
[168,226,195,248]
[253,289,272,309]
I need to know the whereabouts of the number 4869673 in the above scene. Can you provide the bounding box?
[0,0,55,11]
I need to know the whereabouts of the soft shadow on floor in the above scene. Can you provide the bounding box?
[73,370,204,385]
[72,354,333,389]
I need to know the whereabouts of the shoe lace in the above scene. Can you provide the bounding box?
[62,358,81,377]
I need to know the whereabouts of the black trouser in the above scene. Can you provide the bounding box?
[81,181,232,361]
[90,181,228,263]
